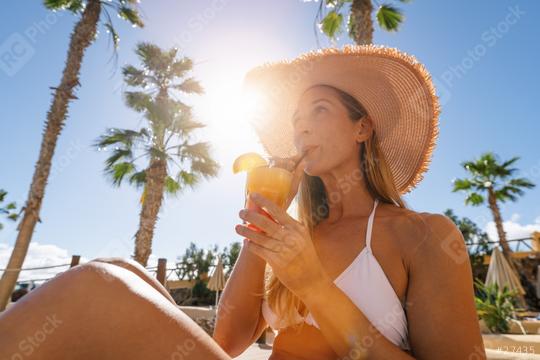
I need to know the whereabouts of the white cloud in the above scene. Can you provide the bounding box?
[0,242,88,284]
[0,241,183,289]
[485,214,540,249]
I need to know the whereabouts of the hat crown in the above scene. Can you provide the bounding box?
[243,44,441,195]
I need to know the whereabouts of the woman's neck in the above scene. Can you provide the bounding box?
[318,164,375,225]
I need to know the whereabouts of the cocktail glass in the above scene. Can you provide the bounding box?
[244,163,293,233]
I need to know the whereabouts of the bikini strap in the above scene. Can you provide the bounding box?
[365,198,379,252]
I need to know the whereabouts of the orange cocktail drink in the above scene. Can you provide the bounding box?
[233,152,294,234]
[245,165,293,232]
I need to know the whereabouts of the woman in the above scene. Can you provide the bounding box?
[216,45,485,359]
[0,45,486,359]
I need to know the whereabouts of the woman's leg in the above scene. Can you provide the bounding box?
[89,256,177,305]
[0,260,232,360]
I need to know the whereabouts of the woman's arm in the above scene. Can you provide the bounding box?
[212,240,268,357]
[300,275,415,359]
[405,213,486,359]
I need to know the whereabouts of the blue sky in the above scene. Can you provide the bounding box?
[1,1,539,281]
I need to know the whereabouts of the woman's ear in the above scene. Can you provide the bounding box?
[355,115,372,143]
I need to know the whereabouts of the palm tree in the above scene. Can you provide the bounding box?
[452,152,535,272]
[0,0,143,311]
[311,0,410,45]
[94,43,219,266]
[0,189,18,231]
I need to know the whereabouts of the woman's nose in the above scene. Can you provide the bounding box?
[293,127,310,146]
[293,125,311,151]
[294,117,311,135]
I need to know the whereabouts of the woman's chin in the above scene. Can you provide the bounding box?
[304,162,321,176]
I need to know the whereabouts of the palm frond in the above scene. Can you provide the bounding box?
[177,170,199,188]
[178,141,211,162]
[94,128,147,149]
[497,178,535,202]
[122,65,147,87]
[191,158,220,179]
[376,4,404,32]
[461,161,477,174]
[100,5,121,60]
[7,213,18,221]
[171,116,206,136]
[5,202,16,211]
[464,192,484,206]
[500,156,520,170]
[128,170,147,188]
[124,91,152,112]
[105,162,136,186]
[496,166,518,179]
[135,42,169,73]
[173,77,204,94]
[0,189,18,227]
[496,189,518,202]
[320,10,343,39]
[43,0,84,12]
[164,176,181,194]
[508,177,536,189]
[451,178,473,192]
[169,57,193,78]
[118,6,144,28]
[104,148,133,168]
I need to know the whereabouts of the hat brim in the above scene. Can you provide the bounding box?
[242,44,441,195]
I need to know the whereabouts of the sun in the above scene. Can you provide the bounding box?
[194,63,268,157]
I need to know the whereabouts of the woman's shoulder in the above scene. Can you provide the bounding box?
[379,202,453,234]
[378,204,459,267]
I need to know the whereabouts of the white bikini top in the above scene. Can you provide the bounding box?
[261,198,411,351]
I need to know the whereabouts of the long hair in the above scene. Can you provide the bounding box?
[262,84,408,332]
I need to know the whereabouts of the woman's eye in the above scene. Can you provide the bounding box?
[314,106,328,115]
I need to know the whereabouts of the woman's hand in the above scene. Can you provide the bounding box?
[235,192,331,299]
[269,153,307,210]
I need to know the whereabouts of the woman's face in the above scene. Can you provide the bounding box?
[292,85,365,176]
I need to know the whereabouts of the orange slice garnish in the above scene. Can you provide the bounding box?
[232,152,268,174]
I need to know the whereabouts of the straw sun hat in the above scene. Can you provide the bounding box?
[242,44,441,195]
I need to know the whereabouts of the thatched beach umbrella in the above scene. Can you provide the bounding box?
[485,246,526,307]
[207,256,225,307]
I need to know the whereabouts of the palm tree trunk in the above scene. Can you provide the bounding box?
[0,0,101,311]
[350,0,374,45]
[487,188,523,274]
[133,158,167,266]
[487,189,511,254]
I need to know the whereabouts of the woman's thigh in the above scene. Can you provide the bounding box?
[0,261,231,360]
[89,256,177,305]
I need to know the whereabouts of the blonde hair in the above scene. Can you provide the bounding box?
[261,85,409,332]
